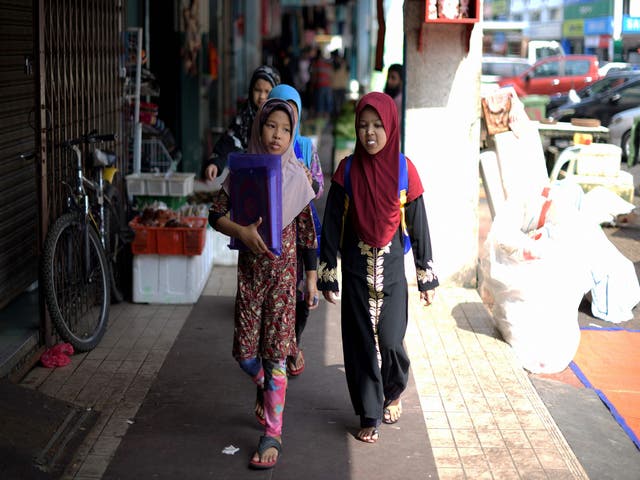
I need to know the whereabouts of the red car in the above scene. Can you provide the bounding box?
[498,54,600,97]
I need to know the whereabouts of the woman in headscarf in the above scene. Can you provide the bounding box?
[203,64,281,181]
[268,84,324,377]
[208,98,318,469]
[317,92,439,443]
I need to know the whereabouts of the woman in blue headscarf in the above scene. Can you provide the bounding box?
[268,84,324,378]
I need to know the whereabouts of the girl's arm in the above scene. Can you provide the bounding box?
[296,205,320,309]
[317,182,344,303]
[406,195,439,304]
[309,144,324,199]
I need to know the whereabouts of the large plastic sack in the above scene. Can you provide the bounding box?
[584,221,640,323]
[479,186,592,373]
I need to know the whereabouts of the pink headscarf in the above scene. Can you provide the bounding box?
[225,98,314,228]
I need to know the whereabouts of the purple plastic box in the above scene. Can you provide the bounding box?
[227,153,282,255]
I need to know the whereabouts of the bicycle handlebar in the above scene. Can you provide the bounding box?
[61,131,118,148]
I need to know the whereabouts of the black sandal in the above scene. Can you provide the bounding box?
[248,435,282,469]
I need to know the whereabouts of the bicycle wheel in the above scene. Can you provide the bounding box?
[42,212,110,351]
[104,185,132,303]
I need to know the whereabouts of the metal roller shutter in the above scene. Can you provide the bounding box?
[0,0,38,309]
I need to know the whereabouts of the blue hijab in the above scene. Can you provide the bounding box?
[268,84,314,169]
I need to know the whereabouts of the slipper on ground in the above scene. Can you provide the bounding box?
[287,350,305,377]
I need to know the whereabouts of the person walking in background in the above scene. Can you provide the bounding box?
[208,98,318,469]
[317,92,438,444]
[202,65,281,182]
[331,50,349,119]
[268,84,325,378]
[309,48,333,119]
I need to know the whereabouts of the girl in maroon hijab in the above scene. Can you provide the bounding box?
[317,92,438,443]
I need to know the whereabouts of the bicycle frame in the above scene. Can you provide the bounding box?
[67,144,118,251]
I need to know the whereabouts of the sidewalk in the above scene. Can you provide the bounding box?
[15,123,640,478]
[19,263,591,479]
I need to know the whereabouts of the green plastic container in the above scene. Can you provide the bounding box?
[521,95,550,121]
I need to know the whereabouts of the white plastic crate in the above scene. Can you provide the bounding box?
[145,174,168,195]
[132,227,214,303]
[125,173,146,195]
[575,144,621,177]
[125,172,195,197]
[167,173,195,196]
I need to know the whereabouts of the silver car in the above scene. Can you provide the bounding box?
[608,106,640,159]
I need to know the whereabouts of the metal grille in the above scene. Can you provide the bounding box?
[0,0,38,308]
[39,0,127,224]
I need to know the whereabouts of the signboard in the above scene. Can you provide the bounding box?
[622,16,640,34]
[564,1,612,21]
[584,16,613,36]
[563,19,584,38]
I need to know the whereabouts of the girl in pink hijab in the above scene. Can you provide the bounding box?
[209,98,318,469]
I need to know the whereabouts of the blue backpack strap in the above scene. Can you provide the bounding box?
[340,155,353,249]
[294,139,304,163]
[398,153,411,254]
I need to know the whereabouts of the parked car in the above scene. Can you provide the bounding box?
[608,106,640,159]
[546,71,640,117]
[550,76,640,127]
[598,61,637,77]
[498,54,600,97]
[481,56,531,96]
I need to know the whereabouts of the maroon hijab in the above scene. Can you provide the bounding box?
[333,92,423,248]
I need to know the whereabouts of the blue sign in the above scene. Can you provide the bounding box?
[584,17,613,35]
[623,16,640,34]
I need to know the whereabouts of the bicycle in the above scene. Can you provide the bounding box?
[41,131,132,351]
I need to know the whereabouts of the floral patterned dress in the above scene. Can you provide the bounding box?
[317,182,438,426]
[209,189,317,362]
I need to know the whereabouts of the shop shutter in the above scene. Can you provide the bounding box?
[0,0,38,309]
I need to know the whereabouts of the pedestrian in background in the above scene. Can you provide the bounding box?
[268,84,325,378]
[202,65,280,181]
[310,48,334,119]
[331,50,349,119]
[317,92,438,444]
[384,63,404,116]
[208,98,318,469]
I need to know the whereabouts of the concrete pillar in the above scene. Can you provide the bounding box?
[403,0,482,287]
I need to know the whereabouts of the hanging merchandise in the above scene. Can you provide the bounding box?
[208,42,219,80]
[181,0,202,76]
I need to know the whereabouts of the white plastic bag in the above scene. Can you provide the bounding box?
[479,190,592,374]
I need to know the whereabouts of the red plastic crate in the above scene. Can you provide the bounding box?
[129,216,207,256]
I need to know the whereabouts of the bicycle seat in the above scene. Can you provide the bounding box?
[93,148,117,167]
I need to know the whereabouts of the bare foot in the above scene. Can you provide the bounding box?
[356,427,379,443]
[383,399,402,424]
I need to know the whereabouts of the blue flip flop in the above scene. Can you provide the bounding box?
[248,435,282,470]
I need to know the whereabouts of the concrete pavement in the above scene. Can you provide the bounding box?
[20,261,596,479]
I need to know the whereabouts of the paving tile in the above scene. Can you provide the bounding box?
[458,446,490,472]
[432,446,462,470]
[452,428,481,449]
[427,427,455,447]
[73,454,111,478]
[435,467,467,479]
[477,429,506,449]
[89,435,122,456]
